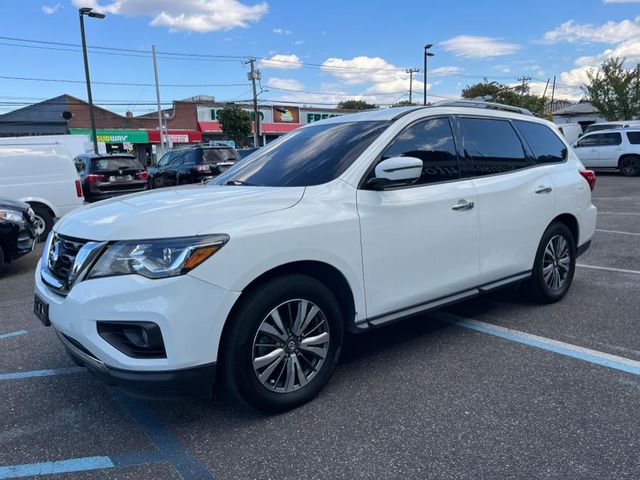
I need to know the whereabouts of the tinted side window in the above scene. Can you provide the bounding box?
[182,150,199,164]
[459,117,531,177]
[601,132,622,146]
[379,118,459,185]
[627,132,640,144]
[576,134,600,147]
[514,120,568,164]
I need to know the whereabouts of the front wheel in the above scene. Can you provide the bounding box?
[525,222,576,303]
[31,205,54,242]
[619,156,640,177]
[221,274,343,413]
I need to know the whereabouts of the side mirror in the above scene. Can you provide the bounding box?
[367,156,423,189]
[74,161,83,173]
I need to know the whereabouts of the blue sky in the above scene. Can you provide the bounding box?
[1,0,639,114]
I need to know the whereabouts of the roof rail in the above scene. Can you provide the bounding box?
[434,100,534,116]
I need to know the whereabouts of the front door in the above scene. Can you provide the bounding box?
[357,117,480,320]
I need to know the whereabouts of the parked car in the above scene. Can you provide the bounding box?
[582,121,640,136]
[75,153,148,203]
[0,143,84,239]
[148,145,240,188]
[571,128,640,176]
[0,198,38,272]
[34,102,597,413]
[557,123,583,144]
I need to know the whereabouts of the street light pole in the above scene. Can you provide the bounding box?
[423,44,434,106]
[79,7,105,154]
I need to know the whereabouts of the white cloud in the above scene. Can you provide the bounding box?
[603,0,640,3]
[260,54,302,69]
[430,66,463,76]
[440,35,520,59]
[42,3,61,14]
[543,18,640,44]
[71,0,268,33]
[273,27,291,35]
[294,40,304,45]
[266,77,303,90]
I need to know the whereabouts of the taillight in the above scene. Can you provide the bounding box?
[136,171,149,181]
[87,174,105,184]
[579,169,596,192]
[195,164,211,172]
[75,179,83,198]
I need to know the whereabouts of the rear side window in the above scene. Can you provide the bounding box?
[459,117,531,177]
[91,157,142,171]
[601,132,622,146]
[627,132,640,144]
[514,120,568,164]
[379,117,459,185]
[202,148,239,163]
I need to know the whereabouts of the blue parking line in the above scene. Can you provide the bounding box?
[0,367,84,381]
[0,456,114,479]
[112,391,215,480]
[0,330,27,340]
[433,312,640,376]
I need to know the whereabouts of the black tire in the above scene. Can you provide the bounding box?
[619,156,640,177]
[0,245,5,272]
[221,274,344,413]
[525,222,576,304]
[31,205,54,242]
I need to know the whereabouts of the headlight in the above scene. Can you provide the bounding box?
[0,209,26,224]
[87,234,229,280]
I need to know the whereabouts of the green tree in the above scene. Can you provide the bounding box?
[461,78,545,116]
[391,100,417,107]
[218,104,253,147]
[582,57,640,121]
[338,99,377,110]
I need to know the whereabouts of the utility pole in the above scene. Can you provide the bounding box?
[151,45,165,160]
[245,57,261,147]
[406,68,419,104]
[423,44,434,106]
[517,76,532,95]
[550,75,556,114]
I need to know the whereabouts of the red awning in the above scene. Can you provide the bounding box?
[198,121,300,135]
[147,130,202,143]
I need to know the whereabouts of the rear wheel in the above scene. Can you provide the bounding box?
[221,274,343,413]
[526,222,576,303]
[619,156,640,177]
[31,205,54,241]
[0,245,5,272]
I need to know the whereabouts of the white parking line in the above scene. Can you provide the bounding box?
[577,264,640,275]
[597,212,640,216]
[432,312,640,376]
[596,229,640,237]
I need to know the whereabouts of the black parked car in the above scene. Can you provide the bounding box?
[75,154,149,203]
[148,145,241,189]
[0,199,38,272]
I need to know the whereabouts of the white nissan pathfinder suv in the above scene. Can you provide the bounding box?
[34,102,597,412]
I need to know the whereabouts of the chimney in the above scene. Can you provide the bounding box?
[125,111,133,118]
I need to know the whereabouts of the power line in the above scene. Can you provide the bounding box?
[0,75,249,88]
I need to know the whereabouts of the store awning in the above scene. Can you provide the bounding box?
[198,121,301,135]
[147,130,202,144]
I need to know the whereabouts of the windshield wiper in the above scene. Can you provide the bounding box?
[225,180,258,186]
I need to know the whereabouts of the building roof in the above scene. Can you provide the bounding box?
[553,102,599,116]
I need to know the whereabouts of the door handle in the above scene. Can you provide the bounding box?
[452,199,474,211]
[535,186,552,194]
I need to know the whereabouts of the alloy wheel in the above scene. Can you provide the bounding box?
[252,299,330,393]
[542,234,571,291]
[32,215,46,237]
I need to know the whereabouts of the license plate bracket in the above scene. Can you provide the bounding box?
[34,294,50,326]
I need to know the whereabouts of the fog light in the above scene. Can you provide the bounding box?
[97,321,166,359]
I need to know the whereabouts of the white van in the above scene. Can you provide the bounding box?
[0,143,84,238]
[0,134,92,158]
[557,123,583,144]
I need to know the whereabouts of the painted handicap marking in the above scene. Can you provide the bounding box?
[433,311,640,377]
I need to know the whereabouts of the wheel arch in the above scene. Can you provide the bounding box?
[618,153,640,170]
[550,213,579,246]
[21,198,58,219]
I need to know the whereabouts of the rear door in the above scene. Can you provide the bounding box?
[456,116,557,284]
[573,133,600,168]
[596,132,624,167]
[357,116,480,319]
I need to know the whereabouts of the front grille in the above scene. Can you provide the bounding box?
[42,234,88,295]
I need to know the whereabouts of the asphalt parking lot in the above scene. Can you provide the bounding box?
[1,173,639,480]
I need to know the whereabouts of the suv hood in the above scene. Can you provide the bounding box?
[55,185,305,241]
[0,198,30,213]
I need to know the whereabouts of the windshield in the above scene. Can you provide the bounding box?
[91,157,142,171]
[214,121,389,187]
